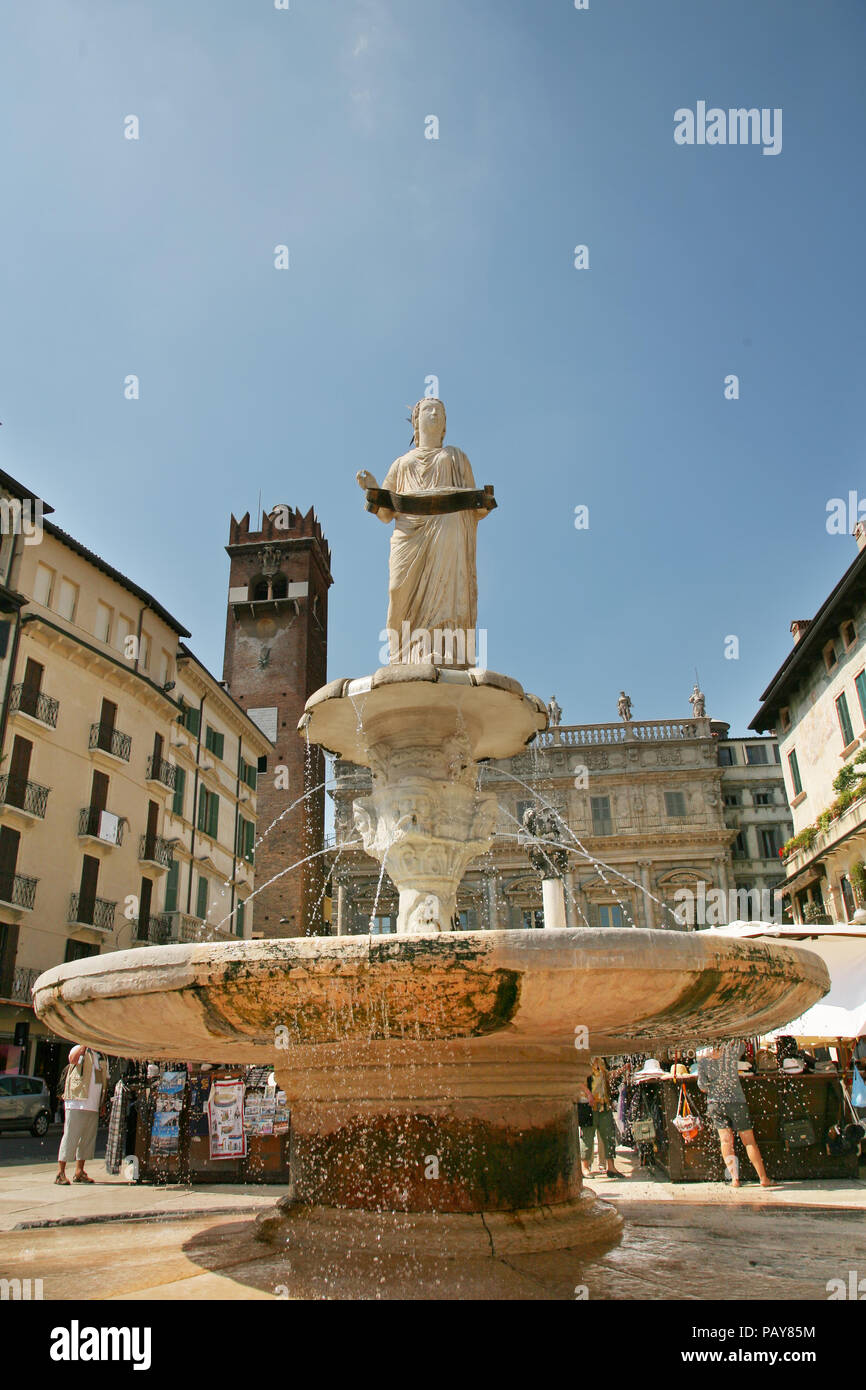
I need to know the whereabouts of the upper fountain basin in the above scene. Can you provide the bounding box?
[298,665,548,765]
[32,928,829,1063]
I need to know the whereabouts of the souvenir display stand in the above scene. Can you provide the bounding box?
[134,1065,290,1184]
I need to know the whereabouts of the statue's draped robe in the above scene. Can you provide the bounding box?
[382,445,479,660]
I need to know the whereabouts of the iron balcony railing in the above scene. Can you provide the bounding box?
[11,965,40,1002]
[133,914,172,945]
[0,872,37,911]
[146,756,176,790]
[9,684,60,728]
[0,775,49,819]
[138,834,174,868]
[78,806,124,844]
[89,723,132,762]
[67,893,116,931]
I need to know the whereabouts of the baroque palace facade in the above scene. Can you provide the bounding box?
[328,711,792,934]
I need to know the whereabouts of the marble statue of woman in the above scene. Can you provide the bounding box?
[356,398,493,666]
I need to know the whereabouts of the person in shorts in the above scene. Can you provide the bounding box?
[55,1044,107,1185]
[697,1041,775,1188]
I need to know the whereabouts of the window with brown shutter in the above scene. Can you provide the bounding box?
[0,826,20,904]
[144,800,159,860]
[6,736,32,809]
[138,877,153,938]
[20,659,43,718]
[78,854,99,925]
[96,699,117,752]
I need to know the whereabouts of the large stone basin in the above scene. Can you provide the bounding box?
[33,928,829,1249]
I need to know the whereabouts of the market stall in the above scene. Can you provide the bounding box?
[132,1064,291,1184]
[620,922,866,1182]
[632,1070,859,1182]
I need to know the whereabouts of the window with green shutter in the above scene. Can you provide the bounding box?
[788,750,803,798]
[207,792,219,839]
[236,899,245,936]
[172,765,186,817]
[197,786,209,833]
[196,875,208,920]
[243,760,257,791]
[856,670,866,725]
[836,692,855,747]
[183,705,200,737]
[205,726,225,760]
[238,818,255,863]
[164,860,179,914]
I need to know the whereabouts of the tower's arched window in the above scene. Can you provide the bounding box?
[250,576,269,601]
[271,574,288,599]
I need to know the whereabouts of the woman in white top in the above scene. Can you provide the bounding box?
[55,1044,107,1185]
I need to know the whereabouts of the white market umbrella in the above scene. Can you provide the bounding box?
[706,922,866,1040]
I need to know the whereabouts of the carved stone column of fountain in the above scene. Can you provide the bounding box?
[301,663,549,934]
[519,806,571,929]
[353,729,498,934]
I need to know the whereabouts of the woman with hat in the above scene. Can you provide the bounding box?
[697,1040,776,1189]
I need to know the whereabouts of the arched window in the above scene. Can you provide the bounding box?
[250,577,269,601]
[271,574,288,599]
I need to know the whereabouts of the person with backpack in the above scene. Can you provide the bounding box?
[55,1044,107,1185]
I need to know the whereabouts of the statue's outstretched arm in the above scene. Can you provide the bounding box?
[356,470,394,522]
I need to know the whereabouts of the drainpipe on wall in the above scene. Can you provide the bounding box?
[186,693,206,916]
[134,604,147,673]
[0,531,24,760]
[230,738,242,936]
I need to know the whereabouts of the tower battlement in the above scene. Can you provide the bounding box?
[229,505,331,564]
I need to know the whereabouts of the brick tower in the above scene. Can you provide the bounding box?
[222,505,332,937]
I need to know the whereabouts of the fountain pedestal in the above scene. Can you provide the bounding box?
[301,664,548,932]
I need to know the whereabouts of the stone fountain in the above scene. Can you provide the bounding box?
[33,397,830,1271]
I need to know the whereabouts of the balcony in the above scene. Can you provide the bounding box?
[0,872,37,913]
[131,914,172,946]
[78,806,124,847]
[67,893,117,932]
[146,756,176,791]
[138,833,174,869]
[537,717,710,748]
[88,723,131,763]
[11,965,40,1003]
[9,684,60,729]
[0,775,49,821]
[160,910,208,943]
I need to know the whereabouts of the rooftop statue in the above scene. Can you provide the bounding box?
[356,398,495,666]
[689,683,706,718]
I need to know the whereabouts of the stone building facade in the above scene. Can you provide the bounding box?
[328,711,789,935]
[0,468,270,1082]
[222,505,332,937]
[751,523,866,925]
[717,733,792,919]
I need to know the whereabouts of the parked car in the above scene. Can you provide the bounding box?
[0,1073,52,1137]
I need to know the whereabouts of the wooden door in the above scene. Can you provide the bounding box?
[6,736,32,809]
[78,854,99,925]
[20,659,43,718]
[0,826,20,904]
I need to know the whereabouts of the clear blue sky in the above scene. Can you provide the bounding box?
[1,0,864,734]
